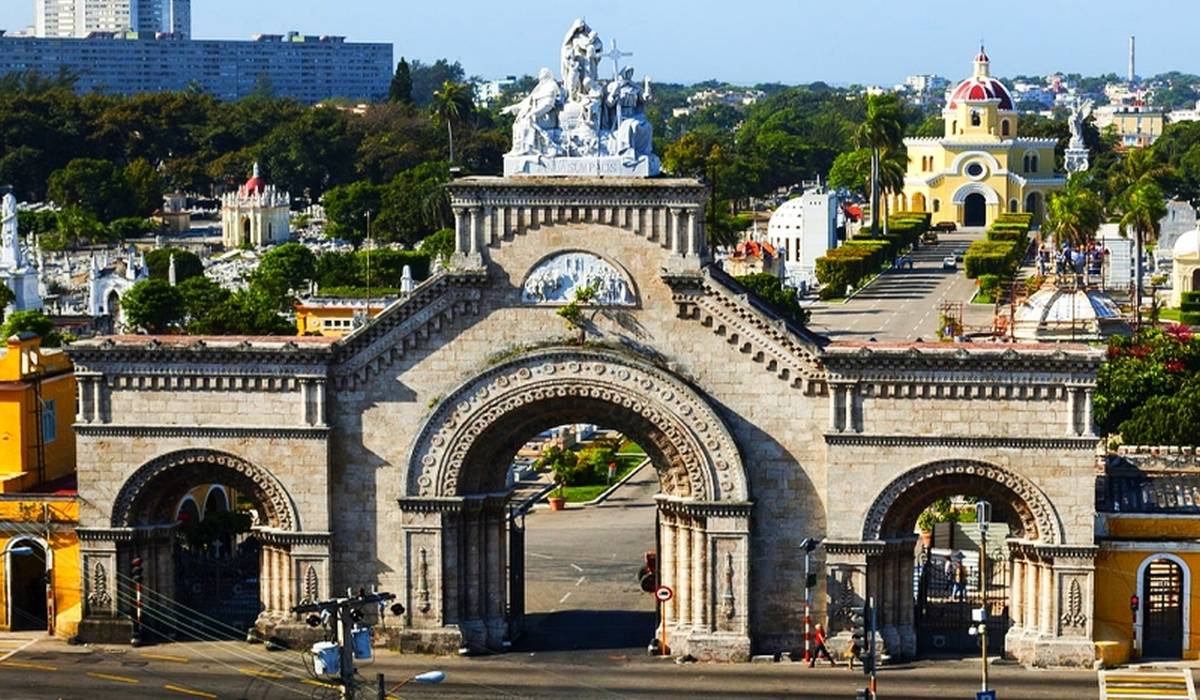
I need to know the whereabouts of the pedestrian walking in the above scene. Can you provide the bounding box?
[846,635,863,670]
[952,559,968,601]
[809,623,836,667]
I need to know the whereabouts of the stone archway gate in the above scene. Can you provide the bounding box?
[68,176,1105,665]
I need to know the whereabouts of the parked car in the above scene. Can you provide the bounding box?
[934,221,957,232]
[954,248,967,262]
[922,231,939,244]
[942,256,957,270]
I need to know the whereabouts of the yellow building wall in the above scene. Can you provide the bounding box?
[0,337,77,492]
[0,499,81,638]
[1096,544,1200,664]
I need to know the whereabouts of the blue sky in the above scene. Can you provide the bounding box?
[7,0,1197,85]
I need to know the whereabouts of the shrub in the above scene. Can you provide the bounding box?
[735,273,810,326]
[986,228,1027,243]
[1117,377,1200,446]
[816,247,873,297]
[977,274,1000,302]
[1182,311,1200,326]
[107,217,156,239]
[963,240,1018,279]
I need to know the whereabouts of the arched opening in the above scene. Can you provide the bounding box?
[1009,199,1019,213]
[106,290,122,331]
[1025,192,1043,225]
[971,110,981,127]
[933,199,941,213]
[1137,555,1188,659]
[1191,268,1200,292]
[241,217,251,244]
[400,349,752,660]
[1001,120,1011,137]
[109,450,302,639]
[5,538,48,631]
[964,192,987,227]
[844,460,1062,660]
[912,193,927,212]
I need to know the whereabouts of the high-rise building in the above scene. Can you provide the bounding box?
[33,0,191,38]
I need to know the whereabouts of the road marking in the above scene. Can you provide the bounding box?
[240,667,285,679]
[164,683,218,698]
[576,576,586,586]
[303,678,341,689]
[559,591,572,604]
[87,671,140,684]
[141,652,189,663]
[569,563,583,572]
[528,552,553,560]
[1,660,56,671]
[0,637,37,662]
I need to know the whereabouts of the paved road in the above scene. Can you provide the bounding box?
[518,463,659,655]
[808,229,985,341]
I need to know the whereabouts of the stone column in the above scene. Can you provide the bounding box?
[92,376,103,424]
[1082,389,1094,437]
[669,208,684,256]
[829,385,844,432]
[824,541,882,653]
[676,514,693,629]
[1010,556,1024,633]
[470,207,483,256]
[879,542,900,654]
[314,379,326,427]
[692,518,708,632]
[453,209,468,255]
[1067,388,1080,436]
[1038,558,1053,636]
[659,508,676,630]
[896,538,917,658]
[1024,553,1039,632]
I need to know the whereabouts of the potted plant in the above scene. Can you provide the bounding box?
[536,445,577,511]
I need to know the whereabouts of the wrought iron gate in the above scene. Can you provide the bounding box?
[507,508,526,640]
[915,545,1008,654]
[1143,559,1183,659]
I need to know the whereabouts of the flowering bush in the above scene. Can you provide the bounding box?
[1095,327,1200,443]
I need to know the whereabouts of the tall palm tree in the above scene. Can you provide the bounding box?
[1044,175,1104,249]
[877,147,908,237]
[854,95,905,235]
[1117,180,1167,326]
[431,81,474,165]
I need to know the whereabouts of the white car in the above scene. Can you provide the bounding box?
[942,256,957,270]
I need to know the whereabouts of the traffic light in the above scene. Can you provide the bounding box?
[131,557,143,584]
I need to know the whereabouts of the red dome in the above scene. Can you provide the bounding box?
[241,163,266,195]
[947,75,1013,110]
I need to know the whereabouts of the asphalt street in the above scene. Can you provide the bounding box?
[807,229,985,341]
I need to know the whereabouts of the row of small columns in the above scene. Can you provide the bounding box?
[659,508,709,637]
[1066,386,1095,437]
[1009,550,1056,636]
[828,382,859,433]
[261,542,294,615]
[76,372,105,424]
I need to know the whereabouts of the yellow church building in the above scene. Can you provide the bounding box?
[900,48,1065,228]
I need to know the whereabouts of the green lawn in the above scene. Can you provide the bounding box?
[1158,308,1181,321]
[558,453,648,503]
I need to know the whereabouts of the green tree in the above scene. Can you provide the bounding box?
[123,158,163,217]
[409,59,465,107]
[322,180,382,245]
[375,162,450,245]
[0,284,15,322]
[0,310,60,346]
[252,242,317,304]
[121,278,184,333]
[53,206,104,249]
[188,287,293,335]
[735,273,810,326]
[177,275,229,322]
[107,217,156,240]
[430,81,473,165]
[1117,377,1200,446]
[1044,174,1104,249]
[876,146,907,234]
[1116,180,1167,326]
[853,94,905,234]
[419,228,455,267]
[389,58,414,104]
[146,247,203,283]
[827,148,872,197]
[46,158,134,221]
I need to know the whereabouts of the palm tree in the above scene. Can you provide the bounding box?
[1117,180,1167,326]
[431,81,474,165]
[1044,175,1104,249]
[876,147,908,237]
[1107,147,1173,203]
[854,95,905,235]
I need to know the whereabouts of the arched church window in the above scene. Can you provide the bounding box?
[1009,199,1018,213]
[1001,120,1010,137]
[951,120,957,135]
[971,110,981,127]
[1030,155,1039,172]
[933,199,941,213]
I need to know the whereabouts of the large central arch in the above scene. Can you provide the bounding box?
[397,347,754,660]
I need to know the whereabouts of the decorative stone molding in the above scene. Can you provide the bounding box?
[74,425,330,440]
[331,271,486,390]
[112,449,298,531]
[658,499,754,519]
[407,347,747,502]
[256,530,331,547]
[824,434,1100,450]
[521,250,637,306]
[861,460,1063,544]
[86,561,112,611]
[1059,577,1087,633]
[824,540,886,557]
[300,565,319,606]
[822,342,1105,378]
[67,338,333,371]
[664,267,825,392]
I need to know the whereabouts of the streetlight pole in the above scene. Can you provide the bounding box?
[800,538,819,663]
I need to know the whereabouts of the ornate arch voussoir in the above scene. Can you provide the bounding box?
[112,448,299,531]
[861,459,1062,544]
[406,348,748,502]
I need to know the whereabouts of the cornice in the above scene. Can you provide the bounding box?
[824,540,886,556]
[825,434,1101,450]
[397,497,467,514]
[822,343,1104,376]
[255,529,332,546]
[657,498,754,519]
[75,424,329,440]
[446,176,708,208]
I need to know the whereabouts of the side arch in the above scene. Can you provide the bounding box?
[949,150,1002,176]
[861,459,1064,544]
[406,347,749,502]
[111,448,299,531]
[1135,553,1191,655]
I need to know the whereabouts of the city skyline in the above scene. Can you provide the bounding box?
[5,0,1198,85]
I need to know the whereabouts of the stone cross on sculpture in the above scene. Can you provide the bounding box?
[603,39,633,80]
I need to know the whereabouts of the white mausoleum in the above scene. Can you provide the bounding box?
[221,164,290,249]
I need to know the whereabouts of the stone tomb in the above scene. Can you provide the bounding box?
[69,176,1103,665]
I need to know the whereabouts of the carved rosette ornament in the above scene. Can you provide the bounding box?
[112,449,298,531]
[87,561,112,612]
[407,348,747,502]
[861,460,1062,544]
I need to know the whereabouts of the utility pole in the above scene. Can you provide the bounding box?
[974,500,993,697]
[293,589,401,699]
[800,538,819,663]
[130,556,144,647]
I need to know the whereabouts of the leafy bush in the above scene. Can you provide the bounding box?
[735,273,809,326]
[146,247,203,283]
[977,274,1000,303]
[963,240,1017,278]
[1181,311,1200,325]
[1117,376,1200,446]
[1,310,61,346]
[816,247,873,298]
[985,228,1027,243]
[1095,327,1200,435]
[107,217,156,239]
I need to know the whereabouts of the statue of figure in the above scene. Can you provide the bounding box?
[503,68,564,156]
[1068,99,1094,151]
[604,67,653,159]
[1,192,20,267]
[560,19,602,103]
[565,76,603,156]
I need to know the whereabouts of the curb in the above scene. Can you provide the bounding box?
[580,457,651,506]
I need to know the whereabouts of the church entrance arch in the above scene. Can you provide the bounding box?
[825,460,1064,660]
[91,449,308,640]
[398,347,753,661]
[963,193,987,227]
